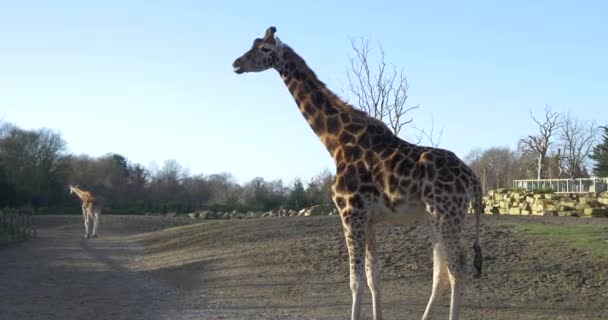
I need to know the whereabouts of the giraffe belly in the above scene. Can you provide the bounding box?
[370,201,427,225]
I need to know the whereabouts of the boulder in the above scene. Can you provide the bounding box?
[306,204,335,216]
[583,208,608,217]
[598,198,608,206]
[544,193,557,200]
[559,201,578,210]
[188,212,199,219]
[542,210,558,216]
[557,210,576,217]
[508,207,521,215]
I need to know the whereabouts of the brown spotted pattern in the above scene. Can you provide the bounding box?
[233,26,483,320]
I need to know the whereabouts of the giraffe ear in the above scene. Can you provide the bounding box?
[264,26,277,44]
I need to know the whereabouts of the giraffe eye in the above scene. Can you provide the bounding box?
[260,47,271,53]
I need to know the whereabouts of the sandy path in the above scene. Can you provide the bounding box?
[0,218,206,320]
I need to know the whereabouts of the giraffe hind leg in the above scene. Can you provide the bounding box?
[83,213,90,239]
[439,217,466,320]
[422,240,450,320]
[91,207,101,238]
[422,201,466,320]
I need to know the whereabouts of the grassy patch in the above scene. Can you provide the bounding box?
[512,222,608,261]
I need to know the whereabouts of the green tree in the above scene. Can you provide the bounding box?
[286,179,307,210]
[590,125,608,177]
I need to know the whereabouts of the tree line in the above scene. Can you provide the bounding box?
[0,121,333,214]
[466,106,608,193]
[2,111,606,214]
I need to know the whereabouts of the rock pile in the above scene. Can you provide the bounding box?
[184,204,338,220]
[481,189,608,217]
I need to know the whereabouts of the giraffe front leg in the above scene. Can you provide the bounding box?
[365,223,383,320]
[341,209,367,320]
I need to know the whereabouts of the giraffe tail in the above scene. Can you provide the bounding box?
[473,180,483,277]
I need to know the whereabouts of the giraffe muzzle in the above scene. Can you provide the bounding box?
[232,59,244,74]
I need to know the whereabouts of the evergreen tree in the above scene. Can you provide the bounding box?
[590,125,608,177]
[286,179,307,210]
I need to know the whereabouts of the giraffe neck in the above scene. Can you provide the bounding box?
[72,187,90,201]
[274,45,356,156]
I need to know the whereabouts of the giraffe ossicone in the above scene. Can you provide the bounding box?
[233,26,483,320]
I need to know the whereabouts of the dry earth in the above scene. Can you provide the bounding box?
[1,214,608,320]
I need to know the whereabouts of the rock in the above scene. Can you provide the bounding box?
[544,193,556,200]
[533,194,545,199]
[508,207,522,215]
[583,208,608,217]
[306,204,333,216]
[188,212,199,219]
[165,212,177,217]
[578,197,598,207]
[541,210,557,216]
[560,201,578,210]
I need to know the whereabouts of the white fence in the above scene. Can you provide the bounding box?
[512,178,608,194]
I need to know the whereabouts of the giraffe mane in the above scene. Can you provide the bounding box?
[281,45,393,133]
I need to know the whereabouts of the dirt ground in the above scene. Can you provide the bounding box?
[1,214,608,320]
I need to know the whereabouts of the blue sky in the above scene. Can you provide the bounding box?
[1,1,607,183]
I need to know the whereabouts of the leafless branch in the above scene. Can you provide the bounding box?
[559,113,598,178]
[413,118,444,148]
[345,37,417,136]
[518,105,562,179]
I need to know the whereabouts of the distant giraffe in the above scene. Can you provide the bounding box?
[69,185,102,239]
[233,27,483,320]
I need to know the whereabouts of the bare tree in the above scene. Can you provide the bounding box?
[559,113,598,178]
[413,118,444,147]
[465,147,517,192]
[345,38,418,136]
[518,105,562,179]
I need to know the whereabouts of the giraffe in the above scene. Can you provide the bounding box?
[232,27,483,320]
[69,185,102,239]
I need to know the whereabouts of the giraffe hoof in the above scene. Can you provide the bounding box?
[92,234,98,238]
[84,235,90,239]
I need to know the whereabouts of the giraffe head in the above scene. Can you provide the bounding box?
[232,26,283,74]
[68,185,78,194]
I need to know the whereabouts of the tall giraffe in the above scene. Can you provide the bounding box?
[69,185,102,239]
[232,27,482,320]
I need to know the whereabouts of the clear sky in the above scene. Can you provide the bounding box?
[1,1,607,183]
